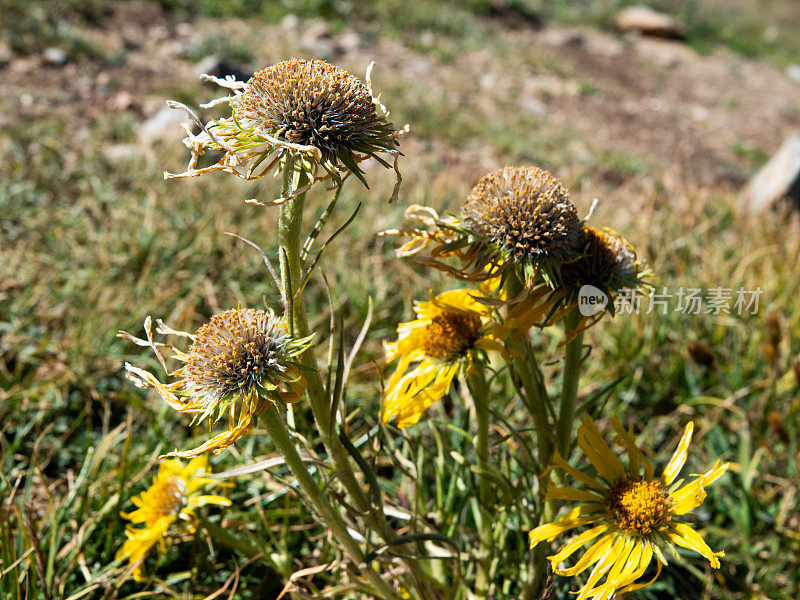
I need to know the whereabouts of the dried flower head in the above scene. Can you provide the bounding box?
[530,415,728,600]
[463,166,583,279]
[503,226,648,338]
[561,227,639,292]
[166,59,402,203]
[119,308,312,457]
[380,167,584,288]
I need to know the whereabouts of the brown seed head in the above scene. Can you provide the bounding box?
[184,308,291,407]
[420,311,482,361]
[462,166,583,267]
[234,58,382,153]
[561,226,638,290]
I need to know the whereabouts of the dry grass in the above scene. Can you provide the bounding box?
[2,1,800,598]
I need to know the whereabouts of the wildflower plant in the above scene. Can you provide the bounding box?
[115,56,729,600]
[166,58,402,202]
[116,456,231,581]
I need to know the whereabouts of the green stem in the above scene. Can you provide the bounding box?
[468,367,494,597]
[199,516,260,559]
[260,404,402,600]
[277,157,430,599]
[277,157,369,509]
[511,339,553,468]
[557,309,583,457]
[504,273,553,470]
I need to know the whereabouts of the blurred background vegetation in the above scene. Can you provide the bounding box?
[1,0,799,598]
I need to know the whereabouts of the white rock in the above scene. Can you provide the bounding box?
[616,6,685,39]
[105,144,139,161]
[519,95,548,117]
[0,40,12,66]
[42,47,67,66]
[281,14,300,31]
[137,106,188,145]
[742,136,800,212]
[338,31,361,52]
[786,64,800,84]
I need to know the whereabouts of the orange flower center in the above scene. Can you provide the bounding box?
[605,479,669,534]
[152,476,189,519]
[420,311,481,360]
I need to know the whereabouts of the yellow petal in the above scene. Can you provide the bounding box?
[116,517,172,581]
[577,416,626,483]
[576,535,626,600]
[384,362,459,428]
[552,450,607,492]
[602,536,635,587]
[616,545,660,595]
[545,487,605,503]
[553,532,615,577]
[547,524,608,564]
[670,460,728,515]
[529,505,605,546]
[123,364,189,412]
[662,422,694,485]
[667,522,723,568]
[187,494,232,510]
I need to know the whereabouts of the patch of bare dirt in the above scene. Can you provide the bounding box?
[3,2,799,198]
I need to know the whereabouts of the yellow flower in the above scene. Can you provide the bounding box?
[116,456,231,582]
[529,415,728,600]
[119,308,312,457]
[382,289,503,427]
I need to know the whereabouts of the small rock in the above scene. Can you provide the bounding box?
[42,47,67,66]
[519,95,548,117]
[635,37,695,68]
[690,105,710,122]
[616,6,686,39]
[175,22,193,37]
[105,144,139,161]
[194,55,252,82]
[0,40,12,67]
[110,91,134,111]
[299,21,338,59]
[478,73,497,89]
[137,106,187,145]
[742,136,800,212]
[539,28,584,48]
[338,31,361,52]
[787,64,800,84]
[584,31,625,58]
[281,14,300,32]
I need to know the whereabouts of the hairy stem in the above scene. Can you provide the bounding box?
[557,309,583,457]
[277,157,430,598]
[199,516,260,559]
[260,404,402,600]
[504,274,553,469]
[468,366,494,597]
